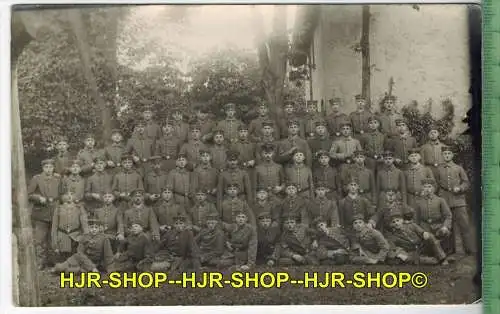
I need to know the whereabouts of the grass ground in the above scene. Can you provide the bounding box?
[39,256,479,306]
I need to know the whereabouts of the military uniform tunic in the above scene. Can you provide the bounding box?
[61,175,85,202]
[166,168,192,206]
[218,168,252,204]
[360,131,386,172]
[309,197,340,227]
[123,204,160,239]
[179,140,208,168]
[350,227,390,263]
[154,200,189,227]
[349,110,373,135]
[414,194,452,233]
[51,202,89,253]
[284,163,314,199]
[377,111,402,137]
[189,202,219,228]
[277,135,312,168]
[404,164,435,207]
[209,144,228,171]
[376,165,407,206]
[196,227,226,265]
[338,194,375,228]
[28,173,62,222]
[155,135,181,171]
[54,152,73,176]
[77,148,102,176]
[216,118,244,144]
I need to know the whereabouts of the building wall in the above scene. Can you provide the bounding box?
[308,4,470,134]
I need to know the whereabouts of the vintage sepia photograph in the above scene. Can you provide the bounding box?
[11,3,481,307]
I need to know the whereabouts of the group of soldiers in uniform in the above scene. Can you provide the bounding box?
[27,93,476,273]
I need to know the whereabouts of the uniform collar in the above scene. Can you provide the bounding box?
[443,161,455,167]
[111,142,123,147]
[409,163,421,170]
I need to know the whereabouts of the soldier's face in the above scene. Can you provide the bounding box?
[422,184,434,195]
[256,190,268,201]
[319,155,330,165]
[284,219,297,230]
[228,159,238,168]
[354,155,365,164]
[286,186,297,196]
[176,158,187,168]
[197,111,208,120]
[259,217,272,228]
[195,193,206,202]
[191,129,201,139]
[293,152,305,163]
[42,164,54,174]
[442,151,454,161]
[284,105,294,114]
[152,161,162,170]
[89,224,100,235]
[397,124,407,133]
[123,160,133,169]
[348,183,359,193]
[173,112,182,121]
[307,104,316,112]
[238,129,249,138]
[384,157,394,166]
[136,126,145,134]
[262,126,273,136]
[368,120,380,130]
[227,187,238,197]
[70,164,81,175]
[352,219,365,231]
[341,126,351,136]
[214,134,224,144]
[130,224,143,235]
[386,192,397,203]
[64,193,74,203]
[111,133,123,142]
[226,109,236,117]
[316,188,327,197]
[103,194,114,204]
[206,220,218,230]
[174,220,186,231]
[143,111,153,120]
[357,100,365,109]
[429,130,439,140]
[163,125,174,134]
[84,138,95,147]
[390,218,404,229]
[384,100,394,110]
[316,126,327,136]
[235,214,248,225]
[133,194,144,204]
[408,153,420,164]
[331,104,340,112]
[258,106,268,116]
[263,151,274,160]
[200,153,211,164]
[162,190,173,200]
[56,141,68,152]
[288,125,299,135]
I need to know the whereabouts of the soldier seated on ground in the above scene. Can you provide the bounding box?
[149,214,200,272]
[274,213,316,266]
[50,219,113,274]
[385,212,448,266]
[310,217,349,265]
[195,213,226,268]
[218,211,258,271]
[349,214,390,265]
[255,212,280,266]
[108,223,154,272]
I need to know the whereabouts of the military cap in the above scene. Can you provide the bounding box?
[257,102,268,108]
[198,106,210,114]
[55,136,68,144]
[441,146,454,153]
[307,100,319,107]
[285,181,298,188]
[213,129,225,136]
[226,150,240,160]
[111,129,122,135]
[135,120,146,127]
[102,190,115,196]
[142,106,153,113]
[389,211,403,220]
[355,94,365,100]
[339,121,352,128]
[257,212,272,220]
[428,124,440,132]
[130,189,145,197]
[150,155,163,162]
[161,186,173,192]
[194,188,207,194]
[70,159,82,166]
[190,124,201,131]
[395,119,407,126]
[234,210,248,217]
[199,149,211,155]
[164,119,174,127]
[293,149,306,156]
[346,177,360,185]
[382,150,395,158]
[315,182,329,190]
[283,212,299,221]
[224,103,236,110]
[226,183,241,190]
[315,150,329,159]
[384,188,398,194]
[283,100,295,107]
[173,214,187,222]
[238,124,249,131]
[87,217,103,226]
[329,97,342,105]
[384,95,397,102]
[83,133,95,140]
[256,185,269,193]
[262,120,274,128]
[353,150,366,158]
[41,158,55,166]
[205,213,220,221]
[120,154,133,161]
[315,120,327,127]
[351,214,365,223]
[421,178,437,186]
[287,119,300,127]
[408,148,421,155]
[261,143,276,152]
[177,153,188,160]
[367,116,381,124]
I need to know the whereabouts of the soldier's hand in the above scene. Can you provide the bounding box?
[311,240,319,249]
[152,234,160,241]
[92,193,101,200]
[226,241,233,251]
[133,156,140,162]
[39,196,47,204]
[438,226,449,236]
[273,186,283,193]
[453,187,461,193]
[92,268,99,272]
[159,225,167,232]
[247,160,255,167]
[120,192,127,198]
[107,161,115,167]
[292,254,305,263]
[266,260,275,267]
[395,158,402,164]
[366,221,375,229]
[54,249,60,254]
[271,221,279,228]
[367,258,378,265]
[239,264,250,271]
[116,234,125,241]
[422,232,430,240]
[397,253,408,261]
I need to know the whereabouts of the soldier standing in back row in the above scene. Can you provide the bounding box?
[326,98,349,138]
[53,136,72,176]
[435,146,476,257]
[191,150,219,203]
[179,124,208,170]
[420,125,446,178]
[308,121,333,168]
[171,109,189,143]
[349,94,373,139]
[217,150,252,208]
[253,143,285,201]
[85,157,113,211]
[385,119,418,170]
[126,121,155,177]
[28,159,61,269]
[329,122,362,172]
[209,130,228,172]
[166,154,192,208]
[277,120,312,168]
[248,102,280,142]
[156,120,181,173]
[142,107,162,144]
[112,154,144,211]
[279,101,305,139]
[255,121,278,164]
[360,116,386,174]
[216,103,244,144]
[377,95,402,138]
[77,134,102,177]
[103,129,126,176]
[303,100,325,139]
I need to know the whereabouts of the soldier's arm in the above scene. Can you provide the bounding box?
[243,172,253,203]
[136,173,144,190]
[149,208,160,238]
[372,230,390,261]
[368,206,382,228]
[439,198,453,230]
[278,166,286,188]
[102,238,114,272]
[399,171,407,205]
[111,175,120,196]
[308,168,314,199]
[116,211,125,237]
[410,222,427,237]
[403,204,415,221]
[305,143,313,168]
[330,201,340,227]
[338,199,346,228]
[246,227,258,266]
[80,206,90,234]
[84,176,93,198]
[51,206,60,250]
[329,141,340,159]
[216,173,224,211]
[27,176,42,202]
[458,166,470,192]
[355,139,362,152]
[426,166,435,181]
[369,171,376,202]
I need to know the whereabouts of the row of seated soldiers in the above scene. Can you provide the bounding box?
[49,177,453,274]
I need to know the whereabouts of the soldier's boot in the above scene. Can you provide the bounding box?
[35,244,47,270]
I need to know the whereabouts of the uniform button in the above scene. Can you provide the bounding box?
[427,219,432,223]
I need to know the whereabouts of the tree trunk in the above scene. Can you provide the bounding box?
[361,5,371,105]
[67,9,112,144]
[254,5,288,121]
[12,64,41,306]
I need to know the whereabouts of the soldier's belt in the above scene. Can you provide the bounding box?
[358,189,371,194]
[173,191,190,197]
[422,218,442,224]
[296,187,311,193]
[407,191,423,196]
[58,227,80,234]
[425,163,440,167]
[438,185,460,193]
